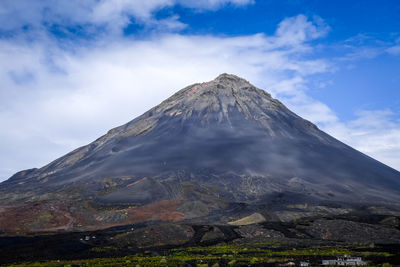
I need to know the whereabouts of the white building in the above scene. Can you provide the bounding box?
[322,256,366,266]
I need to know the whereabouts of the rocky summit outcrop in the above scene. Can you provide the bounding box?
[1,73,400,234]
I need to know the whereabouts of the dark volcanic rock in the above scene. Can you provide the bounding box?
[112,224,195,248]
[302,219,400,244]
[200,226,225,243]
[1,73,400,233]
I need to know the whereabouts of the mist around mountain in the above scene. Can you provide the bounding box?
[0,74,400,235]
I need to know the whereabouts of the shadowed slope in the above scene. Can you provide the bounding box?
[1,74,399,233]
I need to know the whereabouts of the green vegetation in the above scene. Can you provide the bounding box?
[4,244,395,266]
[90,246,119,253]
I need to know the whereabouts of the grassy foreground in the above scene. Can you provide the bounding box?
[4,244,396,267]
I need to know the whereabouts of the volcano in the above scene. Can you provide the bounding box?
[1,73,400,233]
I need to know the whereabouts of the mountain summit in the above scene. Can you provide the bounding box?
[1,74,400,233]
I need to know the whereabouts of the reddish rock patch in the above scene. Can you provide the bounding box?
[0,202,74,234]
[0,200,185,234]
[126,200,185,223]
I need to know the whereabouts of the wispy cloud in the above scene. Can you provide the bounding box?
[336,33,400,60]
[386,45,400,55]
[320,110,400,171]
[0,0,254,36]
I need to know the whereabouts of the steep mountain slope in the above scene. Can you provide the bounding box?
[1,74,399,233]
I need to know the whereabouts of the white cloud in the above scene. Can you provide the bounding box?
[275,15,330,46]
[386,45,400,55]
[177,0,254,9]
[319,110,400,171]
[338,34,400,60]
[0,0,253,35]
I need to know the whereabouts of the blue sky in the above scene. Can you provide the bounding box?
[163,0,400,120]
[0,0,399,181]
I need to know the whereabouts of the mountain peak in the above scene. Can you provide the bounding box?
[209,73,258,95]
[207,73,254,93]
[214,73,247,83]
[150,73,282,127]
[168,73,275,108]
